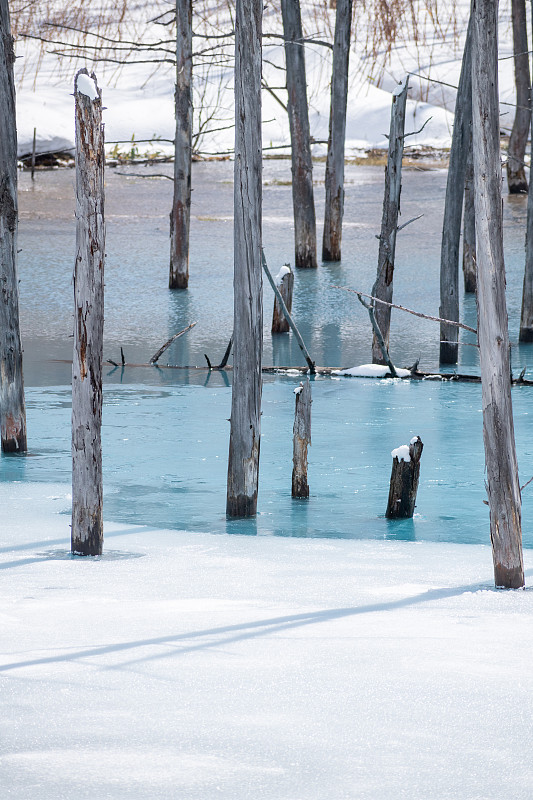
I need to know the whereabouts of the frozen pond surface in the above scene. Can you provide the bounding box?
[11,160,533,546]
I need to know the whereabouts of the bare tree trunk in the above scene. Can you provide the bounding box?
[0,0,27,453]
[281,0,317,268]
[439,18,473,363]
[226,0,263,518]
[371,80,408,365]
[472,0,524,589]
[272,267,294,333]
[386,436,423,519]
[322,0,353,262]
[72,70,105,556]
[521,94,533,339]
[507,0,530,194]
[462,131,477,293]
[169,0,192,289]
[292,380,311,498]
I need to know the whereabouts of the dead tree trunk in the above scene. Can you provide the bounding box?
[322,0,353,262]
[462,131,477,293]
[169,0,193,289]
[507,0,530,194]
[521,106,533,338]
[386,436,423,519]
[0,0,27,453]
[292,380,311,497]
[72,70,105,556]
[439,18,473,363]
[472,0,524,588]
[272,266,294,333]
[371,79,409,364]
[281,0,317,268]
[226,0,263,518]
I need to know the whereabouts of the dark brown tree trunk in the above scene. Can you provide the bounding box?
[292,380,311,498]
[169,0,193,289]
[281,0,317,268]
[271,267,294,333]
[0,0,27,453]
[462,131,477,293]
[386,437,423,519]
[507,0,530,194]
[226,0,263,517]
[472,0,524,589]
[72,70,105,556]
[322,0,353,262]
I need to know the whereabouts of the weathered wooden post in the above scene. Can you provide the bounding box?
[281,0,317,268]
[371,79,408,364]
[0,0,27,453]
[226,0,263,517]
[292,380,311,498]
[462,132,477,293]
[322,0,353,262]
[386,436,423,519]
[169,0,192,289]
[272,265,294,333]
[439,17,473,363]
[472,0,524,588]
[520,4,533,342]
[72,70,105,555]
[507,0,530,193]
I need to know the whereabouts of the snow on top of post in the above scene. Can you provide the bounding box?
[274,265,291,285]
[410,436,419,445]
[294,384,303,395]
[76,74,99,101]
[392,82,405,97]
[391,444,411,462]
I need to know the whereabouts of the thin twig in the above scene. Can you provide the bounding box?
[149,321,197,364]
[356,294,397,377]
[397,214,424,233]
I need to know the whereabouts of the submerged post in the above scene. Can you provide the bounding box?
[271,265,294,333]
[386,436,423,519]
[226,0,263,517]
[72,70,105,555]
[0,0,27,453]
[292,380,311,498]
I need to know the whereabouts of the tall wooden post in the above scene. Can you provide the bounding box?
[271,266,294,333]
[226,0,263,517]
[72,70,105,556]
[439,17,473,363]
[371,79,408,365]
[322,0,353,262]
[386,437,423,519]
[472,0,524,588]
[169,0,192,289]
[292,380,311,498]
[462,131,477,293]
[520,1,533,341]
[281,0,317,268]
[507,0,530,194]
[0,0,27,453]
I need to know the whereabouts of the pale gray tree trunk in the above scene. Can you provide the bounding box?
[439,19,473,363]
[292,380,311,498]
[507,0,530,194]
[226,0,263,517]
[169,0,192,289]
[0,0,27,453]
[72,70,105,555]
[521,90,533,339]
[472,0,524,589]
[462,132,477,293]
[371,80,408,365]
[322,0,353,262]
[281,0,317,268]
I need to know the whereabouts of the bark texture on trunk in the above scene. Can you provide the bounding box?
[520,1,533,340]
[281,0,317,268]
[226,0,263,518]
[0,0,27,453]
[72,70,105,556]
[322,0,353,262]
[462,132,477,293]
[371,79,408,365]
[386,437,423,519]
[439,19,473,363]
[507,0,530,194]
[169,0,193,289]
[472,0,524,589]
[292,380,311,498]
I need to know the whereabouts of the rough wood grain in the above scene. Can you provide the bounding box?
[292,380,311,498]
[272,267,294,333]
[226,0,263,517]
[281,0,317,268]
[0,0,27,453]
[169,0,193,289]
[521,120,533,340]
[462,131,477,293]
[507,0,530,194]
[72,69,105,555]
[472,0,524,588]
[322,0,352,262]
[386,437,423,519]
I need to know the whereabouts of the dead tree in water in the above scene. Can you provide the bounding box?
[169,0,192,289]
[507,0,530,194]
[281,0,317,268]
[271,265,294,333]
[0,0,27,453]
[520,0,533,340]
[72,70,105,555]
[439,18,472,363]
[472,0,524,588]
[322,0,353,262]
[371,79,408,364]
[386,437,423,519]
[292,380,311,498]
[462,132,476,293]
[226,0,263,517]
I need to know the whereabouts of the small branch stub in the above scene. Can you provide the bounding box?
[292,380,311,498]
[386,436,423,519]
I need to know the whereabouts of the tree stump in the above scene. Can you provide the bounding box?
[272,266,294,333]
[386,436,423,519]
[292,380,311,498]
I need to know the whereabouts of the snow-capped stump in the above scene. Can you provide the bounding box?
[271,264,294,333]
[292,380,311,498]
[386,436,423,519]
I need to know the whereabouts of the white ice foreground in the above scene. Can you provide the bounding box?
[1,482,533,799]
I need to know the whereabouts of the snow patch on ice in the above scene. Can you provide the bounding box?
[334,364,411,378]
